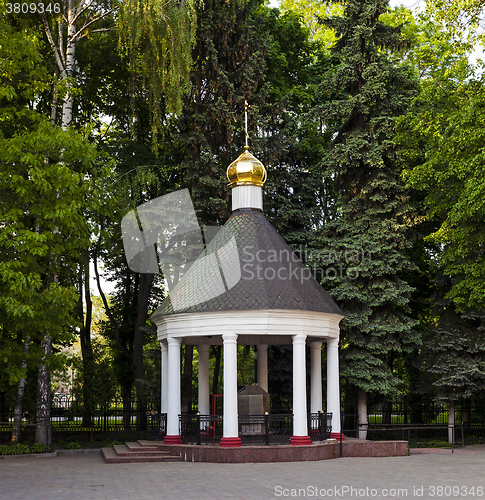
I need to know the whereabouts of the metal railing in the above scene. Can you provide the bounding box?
[460,422,485,447]
[179,414,223,445]
[178,413,332,446]
[146,412,167,441]
[238,414,294,445]
[48,394,158,432]
[308,412,333,441]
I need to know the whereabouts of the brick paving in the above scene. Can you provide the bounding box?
[1,445,484,500]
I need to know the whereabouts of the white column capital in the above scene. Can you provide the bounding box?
[326,337,339,348]
[167,336,181,347]
[292,333,307,345]
[222,332,238,344]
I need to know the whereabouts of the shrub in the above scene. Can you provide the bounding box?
[66,441,82,450]
[30,443,47,454]
[6,444,30,455]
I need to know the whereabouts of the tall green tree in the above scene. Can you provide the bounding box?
[280,0,343,48]
[395,9,485,433]
[0,6,101,443]
[313,0,420,437]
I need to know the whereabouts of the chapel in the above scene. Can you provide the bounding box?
[151,122,344,447]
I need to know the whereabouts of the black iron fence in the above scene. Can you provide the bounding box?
[460,422,485,447]
[238,414,294,445]
[179,414,223,445]
[177,412,332,446]
[341,421,485,450]
[48,394,157,432]
[308,412,333,441]
[146,412,167,441]
[363,397,485,426]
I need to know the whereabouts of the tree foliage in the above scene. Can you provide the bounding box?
[313,0,420,396]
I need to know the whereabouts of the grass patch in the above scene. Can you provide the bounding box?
[416,438,453,448]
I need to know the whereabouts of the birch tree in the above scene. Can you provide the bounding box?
[39,0,115,129]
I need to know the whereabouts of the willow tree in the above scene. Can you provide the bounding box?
[118,0,197,152]
[314,0,420,437]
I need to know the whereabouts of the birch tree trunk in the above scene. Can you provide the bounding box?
[35,337,53,447]
[61,0,77,130]
[11,336,31,443]
[40,0,115,129]
[358,387,368,440]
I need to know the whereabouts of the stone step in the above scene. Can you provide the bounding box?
[137,439,164,448]
[102,447,183,464]
[113,444,168,456]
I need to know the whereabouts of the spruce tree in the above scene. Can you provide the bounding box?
[168,0,268,226]
[313,0,420,435]
[419,274,485,440]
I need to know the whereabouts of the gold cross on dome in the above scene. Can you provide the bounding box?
[245,100,249,149]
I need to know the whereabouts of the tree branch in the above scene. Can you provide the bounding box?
[58,13,66,68]
[39,12,66,78]
[71,0,94,26]
[72,8,116,42]
[93,251,133,361]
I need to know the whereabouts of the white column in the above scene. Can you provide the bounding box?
[291,333,310,445]
[160,341,168,414]
[165,336,181,444]
[310,341,323,414]
[257,344,268,392]
[220,332,241,446]
[198,344,210,415]
[326,337,341,437]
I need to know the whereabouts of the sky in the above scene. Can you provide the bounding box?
[268,0,423,9]
[390,0,422,9]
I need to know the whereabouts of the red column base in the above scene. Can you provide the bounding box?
[163,434,182,445]
[331,432,344,441]
[290,435,312,446]
[220,437,242,447]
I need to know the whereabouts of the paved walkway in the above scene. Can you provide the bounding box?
[1,445,484,500]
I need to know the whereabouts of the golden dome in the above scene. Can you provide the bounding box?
[227,146,267,188]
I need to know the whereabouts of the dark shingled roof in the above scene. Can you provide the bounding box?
[151,209,343,318]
